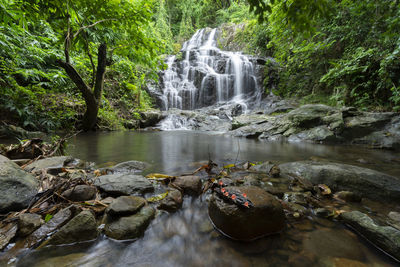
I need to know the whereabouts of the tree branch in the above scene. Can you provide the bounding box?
[94,43,107,100]
[72,19,117,40]
[64,1,71,63]
[83,31,96,87]
[57,60,93,103]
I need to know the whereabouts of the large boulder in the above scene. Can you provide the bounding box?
[341,211,400,261]
[352,115,400,150]
[0,155,38,213]
[280,161,400,201]
[285,104,337,129]
[342,112,395,139]
[104,206,155,240]
[24,156,73,173]
[43,210,98,246]
[61,185,97,202]
[94,174,154,197]
[208,186,285,241]
[288,126,337,143]
[139,111,165,128]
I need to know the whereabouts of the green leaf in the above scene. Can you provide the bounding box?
[44,214,53,222]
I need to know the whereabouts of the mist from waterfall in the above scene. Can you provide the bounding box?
[161,28,262,111]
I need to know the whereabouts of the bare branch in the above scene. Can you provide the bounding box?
[64,0,71,63]
[72,19,117,40]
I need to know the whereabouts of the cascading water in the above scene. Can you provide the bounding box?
[160,28,262,111]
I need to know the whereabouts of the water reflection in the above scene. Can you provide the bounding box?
[67,131,400,177]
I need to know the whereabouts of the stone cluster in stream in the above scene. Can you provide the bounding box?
[1,154,400,265]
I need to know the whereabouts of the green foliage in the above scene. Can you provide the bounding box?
[154,0,174,53]
[0,0,168,131]
[242,0,400,110]
[98,97,124,130]
[247,0,332,32]
[216,1,254,25]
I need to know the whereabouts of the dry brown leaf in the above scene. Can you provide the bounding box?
[318,184,332,195]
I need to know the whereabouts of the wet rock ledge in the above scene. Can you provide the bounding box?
[150,101,400,150]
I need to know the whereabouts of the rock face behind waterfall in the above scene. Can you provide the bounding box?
[159,27,265,110]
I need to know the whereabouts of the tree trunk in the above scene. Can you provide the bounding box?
[58,43,108,131]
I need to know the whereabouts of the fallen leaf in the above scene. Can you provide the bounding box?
[146,192,169,203]
[93,170,101,177]
[146,173,173,179]
[223,164,235,169]
[318,184,332,195]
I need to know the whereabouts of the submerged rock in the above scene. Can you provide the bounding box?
[61,185,97,202]
[106,196,146,217]
[105,206,155,240]
[171,175,202,195]
[158,189,183,212]
[0,155,38,213]
[334,191,362,203]
[31,253,87,267]
[43,210,98,246]
[303,228,364,261]
[280,161,400,202]
[341,211,400,261]
[208,186,285,241]
[109,160,150,174]
[94,174,154,197]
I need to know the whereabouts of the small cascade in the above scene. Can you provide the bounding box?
[160,28,263,111]
[157,114,196,131]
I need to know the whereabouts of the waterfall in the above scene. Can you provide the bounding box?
[160,28,262,111]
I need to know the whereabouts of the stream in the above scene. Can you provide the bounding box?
[13,131,400,266]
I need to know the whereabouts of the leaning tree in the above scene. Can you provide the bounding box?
[41,0,161,130]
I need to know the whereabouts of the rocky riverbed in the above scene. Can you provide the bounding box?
[1,152,400,266]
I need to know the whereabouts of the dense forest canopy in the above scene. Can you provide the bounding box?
[1,0,399,132]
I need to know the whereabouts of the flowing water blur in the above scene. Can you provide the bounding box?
[11,131,400,266]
